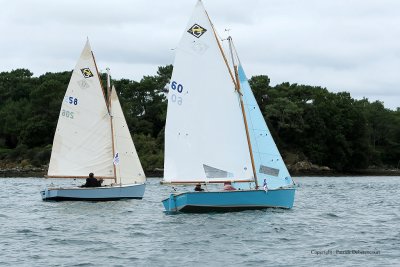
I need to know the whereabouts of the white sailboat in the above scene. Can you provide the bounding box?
[41,40,146,201]
[162,0,295,212]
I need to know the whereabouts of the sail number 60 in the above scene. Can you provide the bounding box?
[170,81,183,105]
[171,81,183,93]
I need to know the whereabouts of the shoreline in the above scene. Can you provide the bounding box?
[1,168,399,178]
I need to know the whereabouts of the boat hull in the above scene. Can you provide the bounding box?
[41,183,146,201]
[162,188,295,213]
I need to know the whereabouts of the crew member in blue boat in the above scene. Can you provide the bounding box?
[194,183,204,191]
[223,182,236,191]
[82,172,102,187]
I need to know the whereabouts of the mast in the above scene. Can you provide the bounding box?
[91,51,109,112]
[107,69,118,184]
[227,37,259,189]
[205,8,259,188]
[92,50,117,183]
[106,68,111,107]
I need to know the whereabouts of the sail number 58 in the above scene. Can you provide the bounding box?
[65,96,78,105]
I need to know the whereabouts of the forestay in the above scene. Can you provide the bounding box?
[110,86,145,185]
[163,0,253,183]
[48,41,114,178]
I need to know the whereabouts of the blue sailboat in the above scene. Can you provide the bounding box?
[162,0,295,212]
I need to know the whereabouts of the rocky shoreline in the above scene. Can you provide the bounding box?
[1,164,399,178]
[288,160,400,176]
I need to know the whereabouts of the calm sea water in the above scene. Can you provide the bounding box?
[0,176,399,266]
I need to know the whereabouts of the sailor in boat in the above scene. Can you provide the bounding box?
[82,173,103,187]
[194,183,204,192]
[223,182,236,191]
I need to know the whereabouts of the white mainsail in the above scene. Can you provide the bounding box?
[110,86,145,185]
[163,0,253,183]
[48,40,114,178]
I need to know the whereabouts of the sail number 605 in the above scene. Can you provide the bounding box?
[171,81,183,93]
[61,109,74,119]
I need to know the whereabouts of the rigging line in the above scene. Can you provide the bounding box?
[228,36,259,189]
[91,51,109,113]
[204,9,237,90]
[111,118,117,184]
[230,42,262,162]
[108,81,117,183]
[231,40,242,66]
[234,64,259,189]
[231,39,272,181]
[106,68,112,109]
[231,43,294,186]
[227,36,241,96]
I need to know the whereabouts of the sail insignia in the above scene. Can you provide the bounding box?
[187,23,207,38]
[80,68,93,78]
[77,79,90,89]
[191,41,209,55]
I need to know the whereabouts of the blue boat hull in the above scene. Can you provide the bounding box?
[162,188,295,213]
[41,183,146,201]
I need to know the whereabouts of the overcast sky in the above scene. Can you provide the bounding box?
[1,0,399,109]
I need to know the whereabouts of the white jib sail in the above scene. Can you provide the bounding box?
[48,40,114,178]
[163,0,253,183]
[110,86,145,185]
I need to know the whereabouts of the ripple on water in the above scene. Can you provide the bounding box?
[324,212,340,218]
[0,177,399,267]
[16,229,34,234]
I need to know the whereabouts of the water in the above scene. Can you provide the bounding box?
[0,177,399,266]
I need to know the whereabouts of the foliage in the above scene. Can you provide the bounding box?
[249,76,399,171]
[0,65,398,173]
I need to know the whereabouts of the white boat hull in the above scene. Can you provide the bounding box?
[41,183,146,201]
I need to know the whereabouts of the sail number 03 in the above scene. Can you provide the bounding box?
[170,81,183,105]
